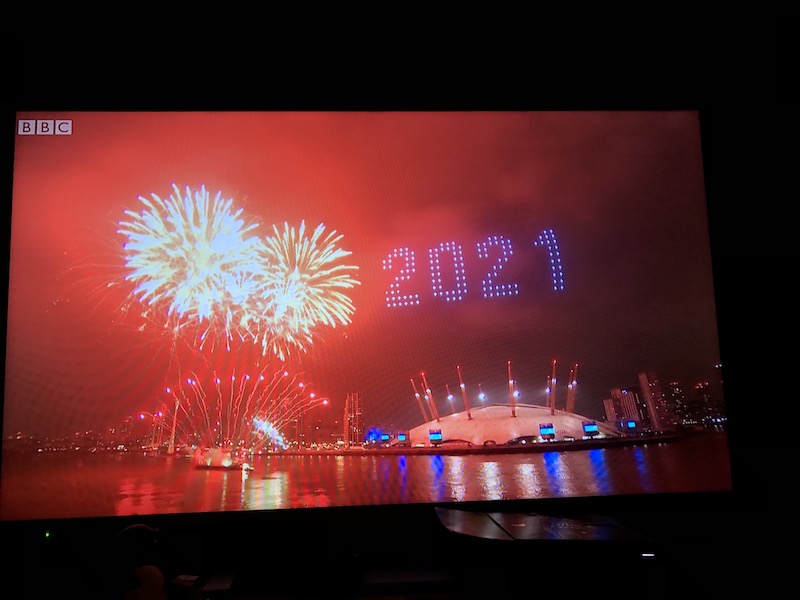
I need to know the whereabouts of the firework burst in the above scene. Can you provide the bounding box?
[257,221,360,359]
[165,365,329,452]
[117,184,266,347]
[117,185,360,358]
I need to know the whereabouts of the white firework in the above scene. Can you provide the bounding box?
[117,184,267,346]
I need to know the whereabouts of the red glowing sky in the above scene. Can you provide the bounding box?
[5,111,721,437]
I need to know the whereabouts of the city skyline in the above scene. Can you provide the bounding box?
[4,360,725,446]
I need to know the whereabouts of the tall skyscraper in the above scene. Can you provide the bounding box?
[665,380,689,426]
[607,387,642,426]
[343,393,364,447]
[637,372,672,431]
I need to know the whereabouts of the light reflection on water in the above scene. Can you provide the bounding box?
[0,433,732,521]
[632,446,656,493]
[478,461,504,501]
[444,456,467,502]
[588,449,611,496]
[512,461,542,499]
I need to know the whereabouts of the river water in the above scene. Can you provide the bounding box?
[0,432,731,521]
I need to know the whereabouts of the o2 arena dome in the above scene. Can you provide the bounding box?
[405,403,622,447]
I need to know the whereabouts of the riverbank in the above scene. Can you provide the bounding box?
[273,430,695,457]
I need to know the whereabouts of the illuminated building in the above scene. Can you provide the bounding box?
[607,387,643,428]
[664,380,689,425]
[638,372,671,431]
[343,393,364,447]
[406,403,621,447]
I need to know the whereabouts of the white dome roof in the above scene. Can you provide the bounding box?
[406,403,621,446]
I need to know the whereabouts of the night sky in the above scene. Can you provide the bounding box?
[4,111,721,438]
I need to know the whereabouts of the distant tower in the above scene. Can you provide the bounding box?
[456,365,472,420]
[664,380,688,425]
[507,360,516,417]
[602,397,619,424]
[410,379,430,423]
[692,380,723,422]
[565,363,579,413]
[610,387,642,425]
[638,372,667,431]
[420,372,440,422]
[343,393,364,447]
[546,358,557,415]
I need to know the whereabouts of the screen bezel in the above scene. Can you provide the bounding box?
[0,107,744,547]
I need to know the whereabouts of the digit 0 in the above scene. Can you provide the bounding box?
[428,241,467,302]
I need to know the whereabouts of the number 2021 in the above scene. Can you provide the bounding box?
[382,228,565,308]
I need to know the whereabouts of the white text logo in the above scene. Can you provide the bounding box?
[18,120,73,136]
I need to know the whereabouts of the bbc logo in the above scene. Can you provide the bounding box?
[17,120,73,136]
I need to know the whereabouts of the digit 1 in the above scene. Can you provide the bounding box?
[533,228,565,291]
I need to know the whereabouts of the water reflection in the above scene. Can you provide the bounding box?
[117,479,158,516]
[587,449,611,495]
[398,455,408,487]
[543,452,568,496]
[478,461,504,500]
[0,434,732,520]
[512,461,542,499]
[444,456,467,502]
[428,455,446,502]
[631,447,656,493]
[247,470,289,510]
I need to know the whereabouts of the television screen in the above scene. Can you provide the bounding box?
[428,430,444,444]
[2,111,732,524]
[539,424,557,438]
[582,422,600,435]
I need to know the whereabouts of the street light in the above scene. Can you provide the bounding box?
[445,384,456,415]
[478,384,486,402]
